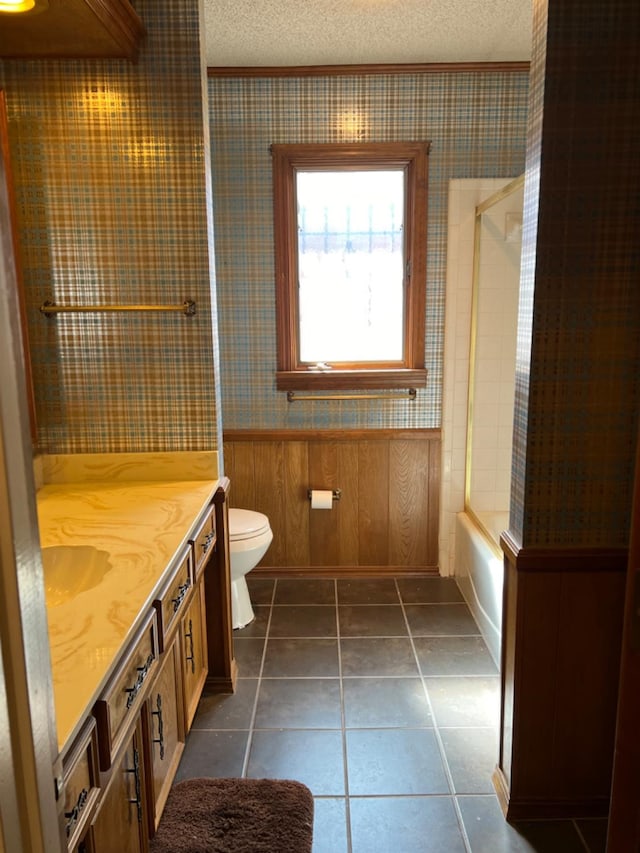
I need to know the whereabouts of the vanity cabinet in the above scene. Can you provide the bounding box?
[152,527,209,734]
[142,633,185,834]
[53,482,234,852]
[180,502,214,731]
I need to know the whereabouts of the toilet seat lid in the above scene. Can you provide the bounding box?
[229,508,271,541]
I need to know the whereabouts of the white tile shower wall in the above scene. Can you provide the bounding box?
[440,179,517,576]
[471,190,522,514]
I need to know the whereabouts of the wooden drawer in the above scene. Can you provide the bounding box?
[93,609,158,772]
[190,505,216,580]
[153,545,193,651]
[61,718,101,850]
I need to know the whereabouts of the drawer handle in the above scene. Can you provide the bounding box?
[124,653,155,709]
[172,580,191,613]
[184,618,195,674]
[126,747,143,823]
[151,693,165,760]
[201,530,215,554]
[65,787,89,837]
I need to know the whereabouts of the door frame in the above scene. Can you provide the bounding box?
[0,89,63,853]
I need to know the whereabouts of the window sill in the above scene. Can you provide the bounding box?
[276,368,428,392]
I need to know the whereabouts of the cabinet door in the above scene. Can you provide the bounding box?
[89,718,148,853]
[144,634,185,833]
[181,576,208,731]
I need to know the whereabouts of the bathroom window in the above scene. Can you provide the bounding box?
[272,142,429,391]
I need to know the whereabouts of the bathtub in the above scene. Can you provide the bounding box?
[454,511,506,667]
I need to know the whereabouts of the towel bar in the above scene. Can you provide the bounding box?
[287,388,417,402]
[40,299,196,317]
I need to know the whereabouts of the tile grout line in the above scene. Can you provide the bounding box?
[395,579,474,853]
[245,579,499,852]
[572,819,594,853]
[335,579,354,853]
[239,579,276,778]
[186,579,593,853]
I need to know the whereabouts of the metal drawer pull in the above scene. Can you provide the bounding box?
[151,693,165,760]
[126,747,143,822]
[65,787,89,837]
[201,530,215,554]
[184,618,196,674]
[172,580,191,613]
[124,653,155,709]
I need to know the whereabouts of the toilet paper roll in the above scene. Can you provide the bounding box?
[310,489,333,510]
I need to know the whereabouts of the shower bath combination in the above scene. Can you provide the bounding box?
[456,175,524,666]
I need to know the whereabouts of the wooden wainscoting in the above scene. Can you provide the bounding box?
[494,532,627,820]
[223,429,441,576]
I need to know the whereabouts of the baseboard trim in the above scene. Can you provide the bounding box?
[508,797,609,822]
[203,659,237,695]
[492,766,510,817]
[493,765,610,821]
[252,565,440,578]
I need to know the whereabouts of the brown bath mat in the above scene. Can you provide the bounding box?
[150,777,314,853]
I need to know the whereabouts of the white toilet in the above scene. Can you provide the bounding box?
[228,508,273,629]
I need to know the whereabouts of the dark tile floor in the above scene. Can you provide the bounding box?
[176,576,608,853]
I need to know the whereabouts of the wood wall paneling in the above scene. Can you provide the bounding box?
[427,436,441,563]
[309,441,339,567]
[284,441,310,566]
[514,571,563,798]
[254,441,286,566]
[223,430,440,574]
[495,548,627,820]
[225,442,255,507]
[358,441,390,567]
[337,442,359,566]
[553,572,625,798]
[390,439,429,566]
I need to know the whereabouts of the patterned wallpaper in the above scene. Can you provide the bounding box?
[2,0,632,552]
[208,71,529,430]
[511,0,640,548]
[0,0,221,455]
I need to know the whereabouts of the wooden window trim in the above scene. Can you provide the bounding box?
[272,141,429,391]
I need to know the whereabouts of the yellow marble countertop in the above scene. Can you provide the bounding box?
[37,478,219,753]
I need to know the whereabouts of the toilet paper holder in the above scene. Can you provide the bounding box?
[307,489,342,501]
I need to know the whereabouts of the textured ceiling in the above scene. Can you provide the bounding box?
[203,0,532,68]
